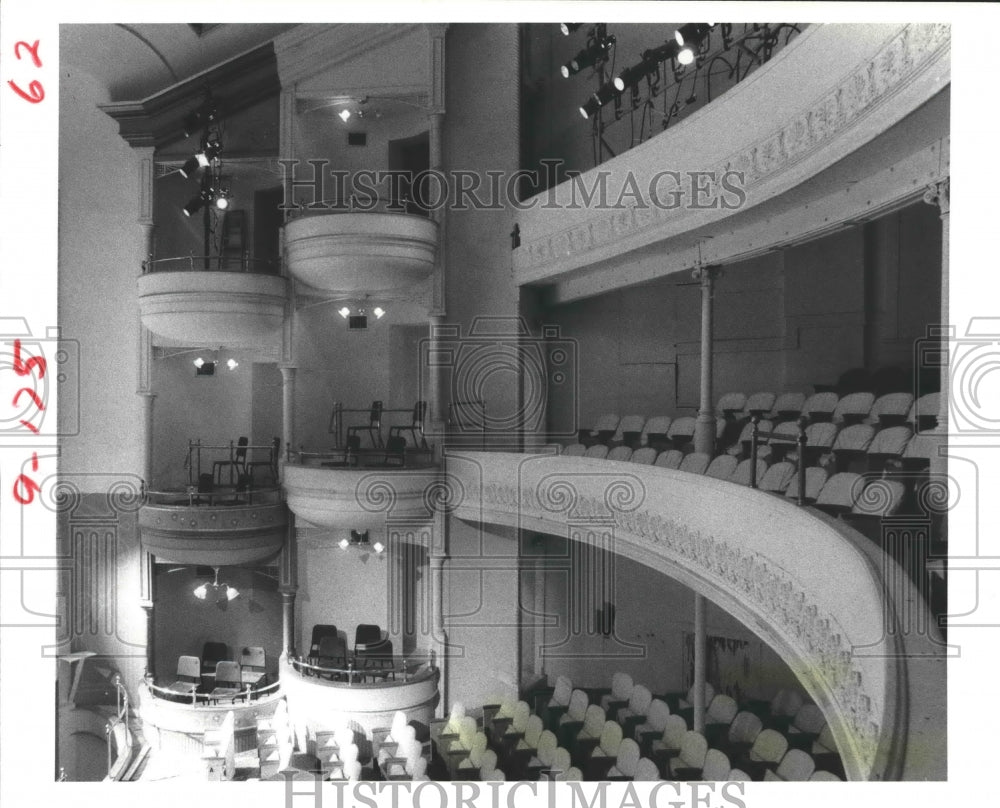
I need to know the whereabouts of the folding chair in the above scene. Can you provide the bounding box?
[347,400,384,448]
[390,400,428,449]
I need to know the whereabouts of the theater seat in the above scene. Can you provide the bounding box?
[667,730,707,779]
[678,452,711,475]
[866,392,914,428]
[654,449,683,470]
[759,461,795,494]
[763,748,816,781]
[705,454,738,480]
[630,447,658,465]
[615,415,647,449]
[832,392,875,425]
[606,446,633,462]
[701,748,732,781]
[562,443,587,457]
[802,392,839,422]
[584,444,610,459]
[730,459,768,487]
[866,425,913,472]
[784,467,828,504]
[768,392,805,422]
[641,416,672,451]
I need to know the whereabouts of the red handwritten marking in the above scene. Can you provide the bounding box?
[13,474,41,505]
[19,419,39,433]
[9,40,44,104]
[14,40,42,67]
[13,387,44,410]
[8,79,44,103]
[31,452,38,471]
[12,340,46,378]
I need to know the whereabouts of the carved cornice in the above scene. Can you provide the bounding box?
[100,43,280,150]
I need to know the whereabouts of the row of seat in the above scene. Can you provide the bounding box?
[578,391,940,451]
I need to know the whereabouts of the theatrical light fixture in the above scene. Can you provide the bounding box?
[579,95,601,119]
[183,192,208,217]
[372,541,385,554]
[560,23,582,36]
[579,82,620,119]
[338,306,351,319]
[193,357,205,368]
[193,567,239,601]
[214,188,231,210]
[614,61,654,92]
[674,23,714,47]
[179,156,201,178]
[226,358,238,370]
[561,34,615,78]
[339,109,352,122]
[373,307,386,320]
[182,103,217,138]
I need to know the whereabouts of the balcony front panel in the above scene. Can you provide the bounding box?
[283,462,442,532]
[139,501,288,566]
[137,271,288,347]
[283,212,437,295]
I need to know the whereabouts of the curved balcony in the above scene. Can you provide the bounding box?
[283,449,442,532]
[283,205,437,296]
[139,489,287,566]
[445,451,945,782]
[280,656,439,744]
[137,257,288,347]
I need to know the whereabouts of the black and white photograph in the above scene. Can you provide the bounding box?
[0,2,993,805]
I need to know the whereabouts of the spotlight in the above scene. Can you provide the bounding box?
[226,358,238,370]
[179,156,201,178]
[193,357,205,369]
[338,537,350,549]
[614,59,658,92]
[579,96,602,119]
[338,306,351,319]
[339,109,352,122]
[674,23,714,47]
[182,111,203,138]
[678,48,695,66]
[225,586,240,601]
[373,307,385,319]
[193,583,208,600]
[372,541,385,554]
[214,190,231,210]
[560,23,582,36]
[183,195,205,217]
[561,36,614,78]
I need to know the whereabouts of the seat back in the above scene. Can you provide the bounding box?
[716,392,747,416]
[729,459,767,487]
[566,689,589,721]
[629,684,652,714]
[642,416,672,446]
[702,748,731,781]
[592,413,620,434]
[630,447,658,465]
[667,416,696,440]
[816,472,862,509]
[523,715,544,746]
[662,715,688,748]
[910,392,940,431]
[804,421,838,450]
[634,757,661,781]
[775,748,816,781]
[809,769,843,781]
[686,681,715,706]
[643,699,671,733]
[610,672,634,700]
[615,738,641,777]
[598,721,623,755]
[759,461,795,493]
[793,703,826,735]
[584,444,610,459]
[510,700,531,733]
[234,436,249,462]
[384,434,407,465]
[750,728,789,763]
[309,625,339,656]
[561,443,587,457]
[354,623,383,648]
[317,635,347,666]
[728,711,763,745]
[784,467,829,502]
[868,425,913,457]
[551,746,572,774]
[240,646,265,669]
[679,452,710,475]
[654,449,683,469]
[705,454,737,480]
[706,694,737,725]
[551,675,573,706]
[833,392,874,423]
[813,722,836,754]
[582,704,606,735]
[537,731,558,766]
[202,641,229,667]
[852,479,905,516]
[869,392,913,424]
[803,392,839,420]
[369,401,384,427]
[744,391,776,416]
[607,446,633,462]
[615,415,646,445]
[832,423,875,453]
[214,660,241,687]
[679,731,708,768]
[176,655,201,681]
[770,392,805,420]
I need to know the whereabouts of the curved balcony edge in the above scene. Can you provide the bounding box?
[445,451,945,782]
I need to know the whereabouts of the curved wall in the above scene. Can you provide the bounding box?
[445,451,944,781]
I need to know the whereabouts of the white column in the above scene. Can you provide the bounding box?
[923,178,949,482]
[136,146,157,489]
[279,364,297,466]
[279,514,298,659]
[693,266,721,455]
[693,594,707,734]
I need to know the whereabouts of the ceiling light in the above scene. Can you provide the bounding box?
[193,583,208,600]
[338,537,350,549]
[226,358,238,370]
[193,567,239,602]
[338,306,351,319]
[225,586,240,601]
[373,307,386,319]
[372,541,385,554]
[339,109,352,122]
[193,357,205,368]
